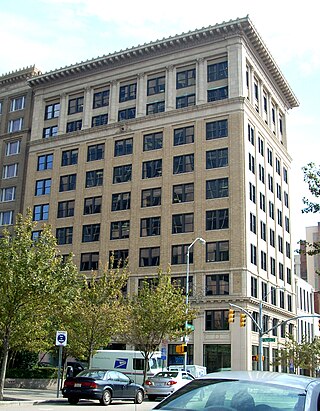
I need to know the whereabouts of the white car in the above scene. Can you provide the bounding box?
[144,370,194,401]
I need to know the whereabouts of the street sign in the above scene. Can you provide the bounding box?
[262,337,276,342]
[55,330,67,346]
[161,347,167,360]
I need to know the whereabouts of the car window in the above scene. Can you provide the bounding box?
[117,372,130,383]
[78,370,107,379]
[157,379,306,411]
[155,372,178,378]
[108,371,119,381]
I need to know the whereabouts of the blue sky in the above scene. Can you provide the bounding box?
[1,0,319,246]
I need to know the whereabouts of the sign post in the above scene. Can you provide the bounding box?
[55,331,67,398]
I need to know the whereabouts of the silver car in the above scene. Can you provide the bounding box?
[152,370,320,410]
[144,370,194,400]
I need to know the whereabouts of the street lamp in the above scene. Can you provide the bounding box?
[184,237,206,370]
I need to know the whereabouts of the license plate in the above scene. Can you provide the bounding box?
[74,383,81,387]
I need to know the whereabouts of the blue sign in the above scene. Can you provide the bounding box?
[161,347,167,360]
[114,358,128,369]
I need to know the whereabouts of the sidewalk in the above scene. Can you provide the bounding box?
[0,388,67,406]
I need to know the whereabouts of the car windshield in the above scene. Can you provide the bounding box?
[156,379,306,410]
[155,372,179,378]
[150,356,163,370]
[77,370,107,380]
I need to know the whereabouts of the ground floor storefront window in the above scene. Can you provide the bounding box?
[203,344,231,373]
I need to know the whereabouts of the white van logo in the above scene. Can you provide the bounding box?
[114,357,128,369]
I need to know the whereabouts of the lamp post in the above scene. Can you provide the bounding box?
[184,237,206,370]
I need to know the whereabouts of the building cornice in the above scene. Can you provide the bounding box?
[0,65,41,86]
[26,16,298,109]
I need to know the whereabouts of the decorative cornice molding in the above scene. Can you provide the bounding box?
[0,65,41,85]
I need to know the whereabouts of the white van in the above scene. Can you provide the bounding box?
[91,350,163,385]
[169,364,207,377]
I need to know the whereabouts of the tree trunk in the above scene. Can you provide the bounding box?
[143,352,150,385]
[0,332,10,401]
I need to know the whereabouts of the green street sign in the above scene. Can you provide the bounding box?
[262,337,276,342]
[186,324,195,331]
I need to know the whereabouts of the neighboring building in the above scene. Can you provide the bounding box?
[0,66,40,231]
[3,17,300,372]
[295,276,316,342]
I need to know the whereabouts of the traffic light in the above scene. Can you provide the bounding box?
[252,355,265,362]
[228,309,235,323]
[176,344,187,354]
[240,313,247,327]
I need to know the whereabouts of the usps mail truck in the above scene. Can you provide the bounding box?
[91,350,163,385]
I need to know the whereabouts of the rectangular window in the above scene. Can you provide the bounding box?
[248,124,255,145]
[146,101,165,114]
[207,86,228,102]
[0,211,13,226]
[206,274,229,296]
[284,191,289,208]
[35,178,51,196]
[43,125,58,138]
[268,174,274,193]
[279,262,284,280]
[171,276,193,296]
[276,158,281,175]
[260,221,266,241]
[249,153,255,174]
[0,187,15,202]
[140,216,161,237]
[283,167,288,183]
[171,245,193,265]
[172,183,194,203]
[38,154,53,170]
[258,136,264,156]
[287,294,292,312]
[92,114,108,127]
[207,61,228,82]
[147,76,165,95]
[278,235,283,253]
[59,174,76,191]
[68,96,84,114]
[111,192,130,211]
[114,138,133,156]
[176,68,196,89]
[285,216,290,233]
[84,196,102,215]
[6,140,20,156]
[33,204,49,221]
[251,276,257,298]
[139,247,160,267]
[270,257,276,276]
[206,148,228,169]
[174,126,194,146]
[250,213,256,234]
[259,164,265,183]
[93,90,110,108]
[10,96,25,112]
[45,102,60,119]
[267,148,273,166]
[262,282,268,301]
[250,244,257,265]
[205,310,229,331]
[206,209,229,230]
[206,178,228,199]
[286,242,291,258]
[142,159,162,178]
[80,252,99,271]
[249,182,256,203]
[176,94,195,109]
[172,213,194,234]
[206,241,229,262]
[206,119,228,139]
[110,220,130,239]
[173,154,194,174]
[57,200,75,218]
[8,118,23,133]
[277,209,283,227]
[287,268,292,284]
[82,223,100,242]
[143,132,163,151]
[56,227,73,245]
[270,229,275,247]
[109,249,129,268]
[118,107,136,121]
[260,193,266,212]
[113,165,132,183]
[141,187,161,207]
[2,164,18,179]
[61,149,78,166]
[87,143,105,161]
[269,201,274,219]
[66,120,82,133]
[271,287,277,306]
[261,251,266,271]
[86,169,103,187]
[119,83,137,102]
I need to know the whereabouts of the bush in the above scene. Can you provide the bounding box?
[6,367,58,379]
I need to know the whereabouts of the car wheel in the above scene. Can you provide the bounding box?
[100,389,112,406]
[67,397,79,405]
[148,394,157,401]
[134,389,144,404]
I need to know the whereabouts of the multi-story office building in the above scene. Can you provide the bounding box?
[16,17,300,372]
[0,66,40,230]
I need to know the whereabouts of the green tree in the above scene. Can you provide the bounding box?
[301,162,320,256]
[123,268,197,384]
[0,211,79,400]
[62,259,129,367]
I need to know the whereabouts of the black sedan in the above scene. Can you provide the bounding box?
[62,368,145,405]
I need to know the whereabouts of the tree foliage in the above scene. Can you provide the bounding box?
[122,268,197,383]
[61,258,129,367]
[274,334,320,377]
[0,211,79,400]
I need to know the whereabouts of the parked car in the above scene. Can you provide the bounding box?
[152,370,320,410]
[62,368,145,405]
[144,370,194,401]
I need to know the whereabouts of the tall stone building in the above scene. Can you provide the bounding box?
[5,17,300,371]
